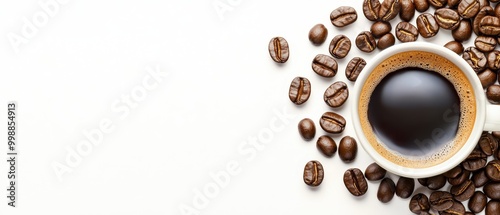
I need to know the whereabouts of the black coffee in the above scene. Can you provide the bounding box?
[367,68,460,156]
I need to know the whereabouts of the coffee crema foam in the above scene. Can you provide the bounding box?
[359,51,476,168]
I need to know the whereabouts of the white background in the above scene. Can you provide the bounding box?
[0,0,486,214]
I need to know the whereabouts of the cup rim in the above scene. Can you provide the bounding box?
[351,42,486,178]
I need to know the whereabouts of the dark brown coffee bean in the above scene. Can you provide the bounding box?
[396,21,419,42]
[378,178,396,203]
[410,193,430,214]
[396,177,415,199]
[447,0,460,7]
[473,6,494,36]
[440,201,466,215]
[435,8,460,30]
[371,21,392,38]
[312,54,338,77]
[486,160,500,182]
[493,131,500,139]
[480,16,500,36]
[475,36,497,52]
[356,31,376,53]
[329,35,351,59]
[363,0,381,21]
[377,33,395,50]
[414,0,430,12]
[365,162,386,181]
[452,19,472,42]
[429,0,446,8]
[463,47,487,73]
[444,41,464,54]
[484,182,500,199]
[289,77,311,105]
[487,84,500,104]
[303,160,324,186]
[450,179,476,202]
[488,50,500,71]
[462,148,487,171]
[469,191,487,214]
[430,191,454,211]
[379,0,401,21]
[496,3,500,18]
[448,170,471,186]
[345,57,366,82]
[444,166,463,179]
[417,13,440,38]
[319,112,346,133]
[309,24,328,45]
[339,136,357,162]
[343,168,368,196]
[458,0,480,19]
[298,118,316,140]
[479,132,498,156]
[419,175,447,190]
[472,169,489,187]
[316,135,337,157]
[324,81,348,108]
[479,69,499,88]
[330,6,358,27]
[486,200,500,215]
[268,37,289,63]
[399,0,415,21]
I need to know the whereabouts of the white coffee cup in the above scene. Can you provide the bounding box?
[352,42,500,178]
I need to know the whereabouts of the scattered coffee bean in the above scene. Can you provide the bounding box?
[319,112,346,133]
[419,175,447,190]
[414,0,430,12]
[486,160,500,182]
[396,22,419,42]
[329,35,351,59]
[430,191,454,211]
[339,136,357,162]
[365,162,387,181]
[487,85,500,104]
[435,8,460,30]
[450,179,476,202]
[463,47,487,73]
[399,0,415,22]
[312,54,338,77]
[462,148,487,171]
[396,177,414,199]
[452,19,472,42]
[416,13,440,38]
[356,31,376,53]
[441,201,465,215]
[363,0,381,21]
[371,21,392,38]
[298,118,316,140]
[496,3,500,18]
[493,131,500,139]
[410,193,430,214]
[316,135,337,157]
[324,81,348,108]
[303,160,324,186]
[379,0,401,22]
[473,6,494,36]
[289,77,311,105]
[377,33,395,50]
[330,6,357,27]
[458,0,480,19]
[479,132,498,156]
[268,37,289,63]
[469,191,487,213]
[484,182,500,200]
[488,50,500,71]
[343,168,368,196]
[309,24,328,45]
[429,0,446,8]
[447,0,460,7]
[378,178,396,203]
[448,170,471,186]
[444,41,464,54]
[443,165,463,179]
[486,200,500,215]
[480,16,500,36]
[345,57,366,82]
[472,169,490,187]
[475,36,497,53]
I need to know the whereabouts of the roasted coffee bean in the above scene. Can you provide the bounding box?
[417,13,440,38]
[472,169,489,187]
[396,177,415,199]
[312,54,338,77]
[309,24,328,45]
[330,6,358,27]
[379,0,401,21]
[268,37,289,63]
[410,193,430,214]
[478,0,489,8]
[487,85,500,104]
[469,191,487,214]
[478,69,497,88]
[496,3,500,18]
[435,8,460,30]
[289,77,311,105]
[399,0,415,21]
[396,22,419,42]
[429,0,446,8]
[486,160,500,181]
[447,0,460,7]
[329,35,351,59]
[298,118,316,140]
[377,33,395,50]
[414,0,430,12]
[316,135,337,157]
[463,47,487,73]
[493,131,500,139]
[343,168,368,196]
[345,57,366,82]
[458,0,480,19]
[488,50,500,71]
[448,170,471,186]
[303,160,324,186]
[462,148,487,171]
[486,200,500,215]
[371,21,392,38]
[324,81,348,108]
[473,6,494,36]
[475,36,497,53]
[440,201,466,215]
[356,31,376,52]
[480,16,500,36]
[452,19,472,42]
[430,191,454,211]
[484,182,500,200]
[444,41,464,54]
[363,0,381,21]
[378,178,396,203]
[339,136,357,162]
[479,132,498,156]
[450,179,476,202]
[444,166,463,179]
[365,162,386,181]
[319,112,346,133]
[419,175,447,190]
